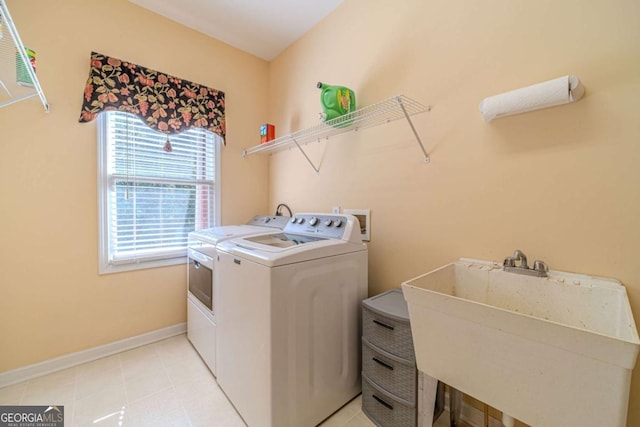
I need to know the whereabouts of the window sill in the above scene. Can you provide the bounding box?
[98,256,187,275]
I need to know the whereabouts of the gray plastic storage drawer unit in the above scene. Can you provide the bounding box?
[361,289,443,427]
[362,289,417,427]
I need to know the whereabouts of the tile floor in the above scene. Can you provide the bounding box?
[0,334,451,427]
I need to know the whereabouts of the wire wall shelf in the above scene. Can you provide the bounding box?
[242,95,431,173]
[0,0,49,112]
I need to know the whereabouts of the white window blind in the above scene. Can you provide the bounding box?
[98,111,219,273]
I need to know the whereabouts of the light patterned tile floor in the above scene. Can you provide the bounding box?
[0,334,456,426]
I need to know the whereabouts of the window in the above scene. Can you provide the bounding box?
[98,111,220,273]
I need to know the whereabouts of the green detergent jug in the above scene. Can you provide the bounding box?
[317,82,356,125]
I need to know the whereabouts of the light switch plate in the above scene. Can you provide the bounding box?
[344,209,370,241]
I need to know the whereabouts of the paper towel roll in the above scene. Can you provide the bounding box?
[479,75,584,122]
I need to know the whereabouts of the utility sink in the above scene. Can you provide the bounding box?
[402,258,640,427]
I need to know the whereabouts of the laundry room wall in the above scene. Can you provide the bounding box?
[0,0,270,372]
[267,0,640,424]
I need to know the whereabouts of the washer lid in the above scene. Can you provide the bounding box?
[241,232,327,249]
[218,234,366,267]
[188,214,290,245]
[189,224,270,244]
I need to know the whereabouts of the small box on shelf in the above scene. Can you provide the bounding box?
[260,123,275,144]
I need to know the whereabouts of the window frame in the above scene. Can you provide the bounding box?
[97,112,221,274]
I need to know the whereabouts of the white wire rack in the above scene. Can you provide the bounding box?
[0,0,49,112]
[242,95,431,172]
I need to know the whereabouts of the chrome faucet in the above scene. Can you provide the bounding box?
[512,249,528,268]
[503,250,548,277]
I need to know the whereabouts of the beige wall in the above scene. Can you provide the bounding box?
[0,0,269,371]
[268,0,640,425]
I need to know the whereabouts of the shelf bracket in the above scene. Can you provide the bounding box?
[397,96,429,163]
[292,138,320,174]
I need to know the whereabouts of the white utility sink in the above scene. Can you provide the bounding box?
[402,258,640,427]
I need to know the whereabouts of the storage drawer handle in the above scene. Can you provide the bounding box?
[373,319,394,330]
[372,357,394,370]
[372,394,394,410]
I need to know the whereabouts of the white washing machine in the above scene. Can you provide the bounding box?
[215,213,368,427]
[187,215,290,375]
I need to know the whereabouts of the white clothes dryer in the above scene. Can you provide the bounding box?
[216,213,368,427]
[187,215,289,375]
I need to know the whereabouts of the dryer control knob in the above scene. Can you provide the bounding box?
[298,218,305,224]
[334,219,343,228]
[290,217,297,223]
[309,217,319,226]
[324,219,333,227]
[263,217,271,223]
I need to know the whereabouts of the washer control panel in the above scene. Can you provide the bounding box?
[246,215,290,229]
[285,214,349,239]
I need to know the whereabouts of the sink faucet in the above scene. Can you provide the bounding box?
[512,249,528,269]
[503,250,548,277]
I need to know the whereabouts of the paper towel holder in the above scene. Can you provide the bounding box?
[479,75,585,122]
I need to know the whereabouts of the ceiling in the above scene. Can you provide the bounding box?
[128,0,345,61]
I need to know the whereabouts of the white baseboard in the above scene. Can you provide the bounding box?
[0,323,186,388]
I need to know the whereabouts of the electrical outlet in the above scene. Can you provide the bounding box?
[332,206,341,214]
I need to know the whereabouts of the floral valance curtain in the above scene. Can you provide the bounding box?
[79,52,225,143]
